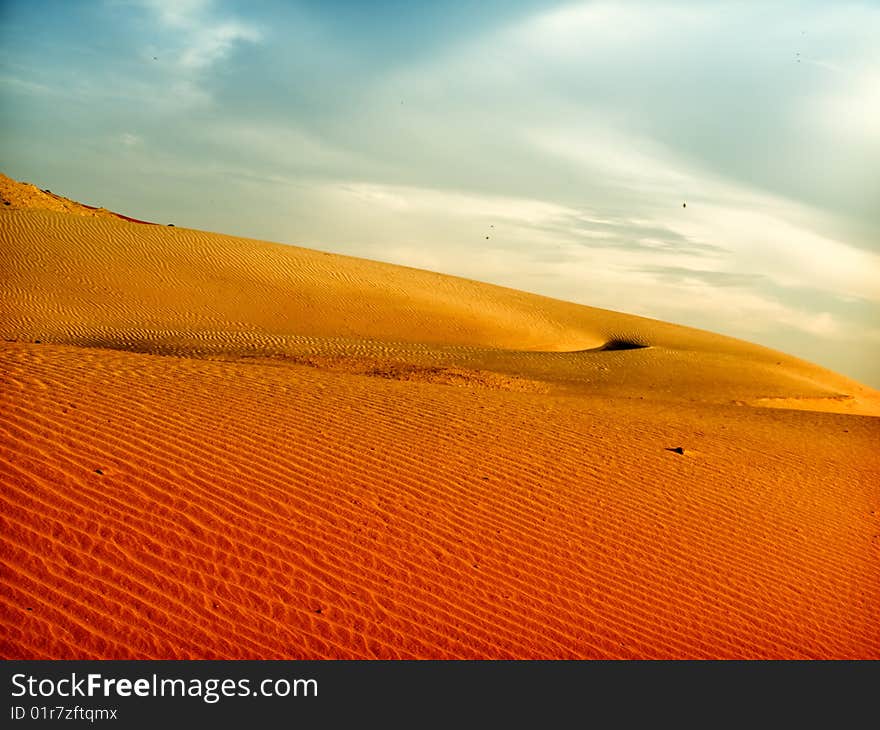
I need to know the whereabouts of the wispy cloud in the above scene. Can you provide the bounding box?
[141,0,262,73]
[805,64,880,144]
[0,74,55,96]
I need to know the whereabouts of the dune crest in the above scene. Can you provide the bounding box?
[0,173,152,224]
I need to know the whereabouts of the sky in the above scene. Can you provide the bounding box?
[1,0,878,386]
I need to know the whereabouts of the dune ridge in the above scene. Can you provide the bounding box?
[1,177,878,658]
[0,173,153,224]
[2,208,877,413]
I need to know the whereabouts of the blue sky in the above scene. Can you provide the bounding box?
[1,0,878,385]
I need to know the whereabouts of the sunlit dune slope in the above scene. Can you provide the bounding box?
[1,207,877,413]
[1,178,878,659]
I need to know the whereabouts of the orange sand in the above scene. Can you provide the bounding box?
[1,176,878,658]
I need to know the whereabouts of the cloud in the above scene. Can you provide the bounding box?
[141,0,262,74]
[337,182,575,225]
[663,202,880,303]
[178,21,261,71]
[0,74,55,97]
[806,64,880,144]
[143,0,210,28]
[519,117,880,304]
[527,123,692,194]
[202,121,364,177]
[514,0,719,54]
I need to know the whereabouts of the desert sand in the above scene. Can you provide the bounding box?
[1,173,878,658]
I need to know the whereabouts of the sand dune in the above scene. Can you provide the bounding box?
[3,208,877,412]
[1,177,878,658]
